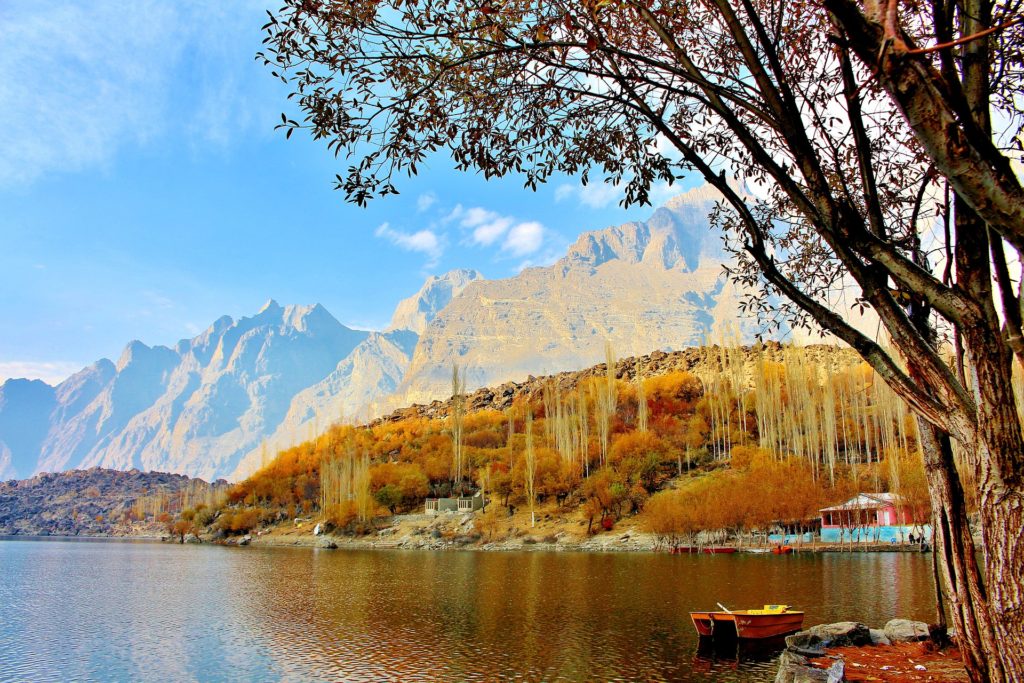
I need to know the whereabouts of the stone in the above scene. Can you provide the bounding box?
[869,629,891,646]
[313,523,322,536]
[317,538,338,549]
[778,649,809,668]
[884,619,930,643]
[238,535,251,546]
[807,622,872,647]
[784,632,826,656]
[775,662,830,683]
[775,650,843,683]
[183,533,201,544]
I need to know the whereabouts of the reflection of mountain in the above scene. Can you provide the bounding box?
[2,186,768,482]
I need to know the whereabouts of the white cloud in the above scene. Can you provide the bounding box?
[0,360,84,385]
[458,207,501,228]
[579,182,624,208]
[0,1,275,186]
[553,181,624,209]
[441,204,464,224]
[451,204,547,255]
[416,192,438,212]
[450,205,517,247]
[471,217,513,246]
[515,247,564,272]
[554,184,576,202]
[374,222,444,266]
[502,221,545,256]
[648,181,682,206]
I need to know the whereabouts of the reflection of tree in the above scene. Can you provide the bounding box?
[231,550,938,680]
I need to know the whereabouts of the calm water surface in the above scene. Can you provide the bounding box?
[0,540,936,682]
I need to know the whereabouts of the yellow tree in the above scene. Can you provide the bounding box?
[524,409,537,528]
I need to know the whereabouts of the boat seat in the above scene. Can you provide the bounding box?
[747,604,789,614]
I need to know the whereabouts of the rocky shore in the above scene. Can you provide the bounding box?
[777,619,966,682]
[189,510,938,555]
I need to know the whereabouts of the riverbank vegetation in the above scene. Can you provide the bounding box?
[189,343,935,544]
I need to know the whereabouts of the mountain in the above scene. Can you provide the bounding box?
[388,269,483,335]
[2,184,771,482]
[1,302,367,481]
[393,185,762,405]
[0,379,57,480]
[229,329,419,478]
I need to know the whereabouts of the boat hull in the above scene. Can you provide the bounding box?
[689,611,804,640]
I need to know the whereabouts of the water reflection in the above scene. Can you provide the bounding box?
[692,635,788,675]
[0,541,936,682]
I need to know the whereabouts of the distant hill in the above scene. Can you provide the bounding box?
[0,468,219,537]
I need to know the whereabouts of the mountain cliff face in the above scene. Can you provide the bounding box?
[2,185,768,482]
[388,269,483,335]
[229,329,419,479]
[394,185,761,405]
[0,379,57,480]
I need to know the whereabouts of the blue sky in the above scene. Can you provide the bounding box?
[0,1,695,384]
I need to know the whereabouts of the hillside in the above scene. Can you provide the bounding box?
[192,341,931,551]
[0,468,222,537]
[372,341,861,425]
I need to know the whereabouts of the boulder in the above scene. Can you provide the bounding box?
[313,523,322,536]
[884,619,930,643]
[317,538,338,549]
[183,533,201,544]
[808,622,872,647]
[775,651,844,683]
[775,661,830,683]
[787,622,871,650]
[238,535,251,546]
[784,632,827,656]
[869,629,892,646]
[778,649,809,668]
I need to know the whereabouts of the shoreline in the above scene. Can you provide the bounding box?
[242,533,935,554]
[2,527,935,555]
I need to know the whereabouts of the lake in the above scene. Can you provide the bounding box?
[0,539,936,682]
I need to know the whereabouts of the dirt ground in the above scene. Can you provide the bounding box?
[810,642,968,682]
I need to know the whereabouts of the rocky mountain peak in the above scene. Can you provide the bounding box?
[257,298,281,315]
[388,268,484,335]
[563,188,723,272]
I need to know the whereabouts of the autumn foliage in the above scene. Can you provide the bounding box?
[210,345,930,540]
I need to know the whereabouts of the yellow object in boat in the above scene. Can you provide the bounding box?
[747,605,790,614]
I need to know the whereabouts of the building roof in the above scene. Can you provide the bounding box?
[819,492,900,513]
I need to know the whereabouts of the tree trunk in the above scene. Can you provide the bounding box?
[917,422,996,681]
[954,192,1024,681]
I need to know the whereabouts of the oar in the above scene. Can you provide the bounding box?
[717,602,732,613]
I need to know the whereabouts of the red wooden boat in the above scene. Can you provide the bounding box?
[690,604,804,640]
[702,547,738,554]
